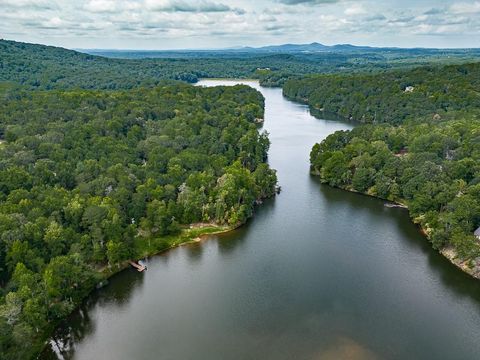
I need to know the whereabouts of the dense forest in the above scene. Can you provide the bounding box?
[283,62,480,124]
[0,83,277,359]
[0,39,368,89]
[307,62,480,273]
[2,38,480,359]
[3,39,480,90]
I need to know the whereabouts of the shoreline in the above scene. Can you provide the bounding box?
[195,77,258,83]
[101,224,235,277]
[40,77,275,358]
[315,177,480,280]
[440,247,480,280]
[298,90,480,281]
[39,221,243,357]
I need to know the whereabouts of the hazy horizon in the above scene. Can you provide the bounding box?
[77,41,480,51]
[4,38,480,52]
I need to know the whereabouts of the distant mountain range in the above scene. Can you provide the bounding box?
[82,42,383,54]
[204,42,480,54]
[231,42,376,53]
[82,42,480,59]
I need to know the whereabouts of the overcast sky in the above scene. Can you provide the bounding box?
[1,0,479,49]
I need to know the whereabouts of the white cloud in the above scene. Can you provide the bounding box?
[450,1,480,14]
[259,14,277,22]
[0,0,479,48]
[45,16,64,27]
[0,0,56,9]
[84,0,118,13]
[278,0,340,4]
[344,4,367,16]
[144,0,239,13]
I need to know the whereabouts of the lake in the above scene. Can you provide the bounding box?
[41,80,480,360]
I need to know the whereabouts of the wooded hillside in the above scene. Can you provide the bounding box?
[0,83,277,359]
[284,62,480,124]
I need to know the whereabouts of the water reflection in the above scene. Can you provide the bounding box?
[309,107,351,124]
[310,337,379,360]
[184,241,204,262]
[42,307,95,360]
[41,268,146,359]
[316,179,480,305]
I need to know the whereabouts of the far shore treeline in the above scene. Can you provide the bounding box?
[3,39,480,90]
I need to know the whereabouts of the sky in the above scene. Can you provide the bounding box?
[1,0,479,49]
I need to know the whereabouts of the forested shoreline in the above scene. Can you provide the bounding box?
[0,83,277,359]
[283,62,480,124]
[298,63,480,277]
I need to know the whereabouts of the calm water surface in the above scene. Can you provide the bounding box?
[41,80,480,360]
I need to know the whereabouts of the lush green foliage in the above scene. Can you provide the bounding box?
[0,40,353,89]
[306,62,480,265]
[0,83,277,359]
[284,62,480,124]
[3,40,480,90]
[2,38,480,358]
[311,116,480,260]
[1,39,207,88]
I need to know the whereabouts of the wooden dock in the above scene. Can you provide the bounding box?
[384,202,407,209]
[129,260,146,272]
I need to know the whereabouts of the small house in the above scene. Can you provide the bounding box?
[475,227,480,240]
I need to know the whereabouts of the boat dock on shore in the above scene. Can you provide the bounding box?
[129,260,147,272]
